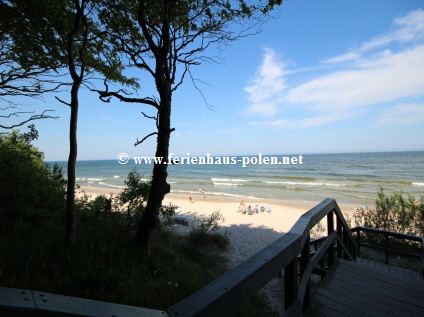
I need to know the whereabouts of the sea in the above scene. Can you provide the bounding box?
[49,151,424,205]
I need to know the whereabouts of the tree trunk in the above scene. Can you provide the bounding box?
[134,87,172,251]
[66,82,80,246]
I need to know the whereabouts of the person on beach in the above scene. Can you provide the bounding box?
[239,200,245,214]
[247,205,253,215]
[201,188,206,198]
[189,193,193,203]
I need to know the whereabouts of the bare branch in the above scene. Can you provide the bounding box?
[141,111,157,120]
[0,110,58,129]
[134,131,158,147]
[55,96,71,106]
[188,68,213,110]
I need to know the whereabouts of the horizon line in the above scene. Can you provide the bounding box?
[45,149,424,163]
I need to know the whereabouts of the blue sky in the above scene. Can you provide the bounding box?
[16,0,424,160]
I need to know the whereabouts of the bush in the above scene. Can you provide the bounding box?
[188,211,229,249]
[355,188,424,236]
[0,126,66,225]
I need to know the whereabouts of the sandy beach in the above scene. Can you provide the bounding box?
[78,186,357,314]
[78,186,357,235]
[78,186,357,265]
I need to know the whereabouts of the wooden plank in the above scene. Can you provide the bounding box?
[313,292,371,317]
[324,279,417,317]
[306,298,349,317]
[0,287,35,317]
[403,268,413,278]
[328,276,424,315]
[284,258,298,310]
[337,261,424,291]
[380,262,391,274]
[338,260,424,290]
[374,261,382,270]
[330,272,424,308]
[332,265,424,300]
[354,226,422,242]
[32,291,166,317]
[317,288,386,316]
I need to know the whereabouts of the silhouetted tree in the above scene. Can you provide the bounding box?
[0,0,65,129]
[95,0,282,252]
[57,0,134,245]
[1,0,134,245]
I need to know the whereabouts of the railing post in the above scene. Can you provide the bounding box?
[356,229,361,258]
[300,235,311,310]
[384,234,390,264]
[327,210,335,267]
[336,217,342,258]
[342,228,348,260]
[284,258,298,311]
[421,237,424,279]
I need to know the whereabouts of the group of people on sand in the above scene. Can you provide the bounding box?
[238,200,271,215]
[353,206,370,217]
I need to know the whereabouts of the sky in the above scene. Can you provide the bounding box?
[12,0,424,160]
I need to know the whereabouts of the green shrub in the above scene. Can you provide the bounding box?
[0,126,66,226]
[355,188,424,236]
[188,211,229,249]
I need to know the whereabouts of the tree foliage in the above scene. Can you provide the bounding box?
[355,188,424,236]
[92,0,283,251]
[0,127,66,223]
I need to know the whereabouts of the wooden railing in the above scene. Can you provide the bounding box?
[0,287,167,317]
[167,198,357,317]
[6,199,422,317]
[351,226,424,276]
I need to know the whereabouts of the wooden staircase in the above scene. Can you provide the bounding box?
[306,258,424,317]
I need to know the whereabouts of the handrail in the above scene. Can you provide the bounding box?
[0,287,167,317]
[167,198,357,317]
[351,226,424,277]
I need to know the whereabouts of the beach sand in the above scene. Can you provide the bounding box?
[78,186,357,314]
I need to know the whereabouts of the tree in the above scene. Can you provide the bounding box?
[95,0,282,251]
[0,0,66,129]
[2,0,134,245]
[56,0,134,245]
[0,125,66,222]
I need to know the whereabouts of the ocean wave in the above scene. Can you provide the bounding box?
[211,178,251,182]
[213,182,242,186]
[76,177,104,181]
[413,182,424,186]
[98,182,125,189]
[170,189,258,199]
[113,175,121,178]
[263,181,346,187]
[284,186,305,191]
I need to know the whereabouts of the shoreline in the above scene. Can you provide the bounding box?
[78,185,362,209]
[78,185,359,233]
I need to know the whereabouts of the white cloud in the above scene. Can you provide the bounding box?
[245,9,424,129]
[286,45,424,112]
[324,52,361,64]
[324,9,424,64]
[250,119,289,128]
[250,112,358,129]
[245,47,287,115]
[375,103,424,126]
